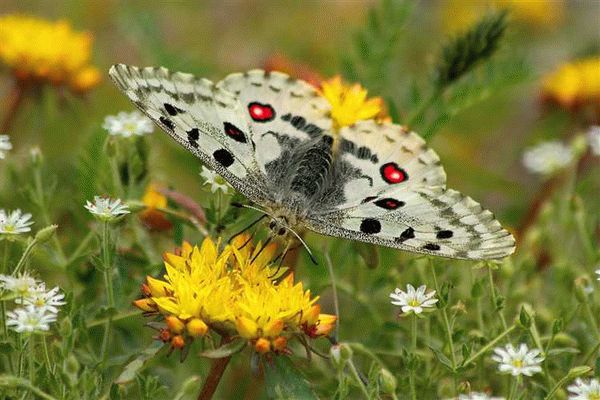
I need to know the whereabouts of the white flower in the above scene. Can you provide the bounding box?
[200,166,231,193]
[85,196,130,221]
[0,272,39,298]
[522,141,574,176]
[6,306,57,333]
[492,343,544,377]
[0,209,34,235]
[0,135,12,159]
[451,393,505,400]
[390,284,438,315]
[568,378,600,400]
[596,268,600,282]
[102,111,153,137]
[16,283,66,314]
[587,126,600,156]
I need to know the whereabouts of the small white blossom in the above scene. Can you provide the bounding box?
[200,166,231,193]
[390,284,438,315]
[0,209,34,235]
[85,196,130,221]
[6,306,57,333]
[0,135,12,159]
[16,283,65,314]
[102,111,153,137]
[568,378,600,400]
[446,393,504,400]
[492,343,544,377]
[0,273,38,298]
[587,126,600,156]
[522,141,574,176]
[596,268,600,282]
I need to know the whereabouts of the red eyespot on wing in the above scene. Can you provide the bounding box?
[248,102,275,122]
[380,162,408,184]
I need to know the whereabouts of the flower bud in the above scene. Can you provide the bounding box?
[272,336,287,352]
[378,368,397,394]
[165,316,185,333]
[29,147,43,167]
[171,335,185,349]
[255,338,271,354]
[187,318,208,337]
[133,298,157,312]
[34,224,58,243]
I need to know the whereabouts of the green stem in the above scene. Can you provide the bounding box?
[13,238,40,276]
[544,372,577,400]
[582,300,600,340]
[430,261,456,370]
[100,222,114,364]
[28,336,34,396]
[406,88,442,128]
[507,375,520,400]
[583,339,600,365]
[463,324,516,366]
[42,336,52,375]
[574,206,596,262]
[409,372,417,400]
[411,314,417,352]
[33,166,66,266]
[1,243,7,340]
[64,230,95,267]
[324,250,340,342]
[487,265,508,331]
[347,358,370,399]
[0,375,58,400]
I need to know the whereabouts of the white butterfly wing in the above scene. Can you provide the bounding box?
[217,70,332,179]
[108,64,268,202]
[304,121,515,260]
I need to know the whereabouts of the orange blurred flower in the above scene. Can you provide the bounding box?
[139,183,172,231]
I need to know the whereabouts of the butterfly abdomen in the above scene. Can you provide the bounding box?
[290,135,334,198]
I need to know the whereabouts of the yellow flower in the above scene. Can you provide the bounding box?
[320,76,387,130]
[0,14,100,93]
[441,0,564,33]
[542,57,600,114]
[134,237,335,354]
[139,183,172,231]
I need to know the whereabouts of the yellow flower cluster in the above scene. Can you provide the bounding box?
[134,236,336,354]
[542,57,600,111]
[0,14,100,93]
[320,76,388,130]
[442,0,564,33]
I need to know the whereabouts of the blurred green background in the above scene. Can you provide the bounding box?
[0,1,599,399]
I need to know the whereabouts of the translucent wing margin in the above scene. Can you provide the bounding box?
[306,186,515,260]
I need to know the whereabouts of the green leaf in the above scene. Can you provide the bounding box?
[264,357,319,400]
[115,341,164,384]
[434,10,508,88]
[429,345,454,371]
[198,338,246,359]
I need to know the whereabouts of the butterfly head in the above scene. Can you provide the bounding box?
[268,216,289,237]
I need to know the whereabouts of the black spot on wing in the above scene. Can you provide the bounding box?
[436,230,454,239]
[213,149,234,167]
[223,122,247,143]
[187,128,199,148]
[159,117,175,131]
[423,243,441,251]
[164,103,184,116]
[360,218,381,234]
[374,198,405,210]
[395,227,415,243]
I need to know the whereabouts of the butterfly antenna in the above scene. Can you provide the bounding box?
[250,235,273,264]
[227,215,267,245]
[286,227,318,265]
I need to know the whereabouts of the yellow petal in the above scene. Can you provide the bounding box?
[235,316,258,339]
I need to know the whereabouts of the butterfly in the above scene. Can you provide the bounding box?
[109,64,515,260]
